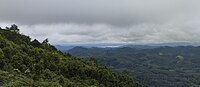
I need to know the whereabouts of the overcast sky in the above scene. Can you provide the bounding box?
[0,0,200,44]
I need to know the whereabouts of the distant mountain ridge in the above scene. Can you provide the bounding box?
[68,45,200,87]
[56,42,194,51]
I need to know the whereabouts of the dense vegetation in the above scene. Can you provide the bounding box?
[69,46,200,87]
[0,25,141,87]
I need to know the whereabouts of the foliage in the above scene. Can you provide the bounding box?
[0,25,141,87]
[69,46,200,87]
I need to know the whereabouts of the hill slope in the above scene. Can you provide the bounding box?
[69,46,200,87]
[0,25,141,87]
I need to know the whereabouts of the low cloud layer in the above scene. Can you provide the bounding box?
[0,0,200,44]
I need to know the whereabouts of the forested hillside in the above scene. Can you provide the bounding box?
[0,25,141,87]
[69,46,200,87]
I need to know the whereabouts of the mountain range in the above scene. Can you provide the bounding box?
[67,46,200,87]
[55,42,193,51]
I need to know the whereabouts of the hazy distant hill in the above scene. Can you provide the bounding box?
[56,42,193,51]
[68,46,200,87]
[55,43,124,51]
[55,45,75,51]
[123,42,193,49]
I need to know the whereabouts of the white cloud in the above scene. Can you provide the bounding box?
[0,0,200,44]
[10,21,200,44]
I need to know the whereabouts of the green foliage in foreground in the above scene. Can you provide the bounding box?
[0,25,141,87]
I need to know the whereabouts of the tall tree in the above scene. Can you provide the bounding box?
[9,24,20,33]
[42,38,49,44]
[30,39,41,47]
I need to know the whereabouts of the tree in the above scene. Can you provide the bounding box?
[6,27,9,30]
[9,24,20,33]
[30,39,41,47]
[64,52,72,57]
[42,38,50,49]
[42,38,49,44]
[0,49,5,69]
[89,57,97,64]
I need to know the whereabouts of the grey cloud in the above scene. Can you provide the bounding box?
[0,0,200,44]
[0,0,199,26]
[14,22,200,44]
